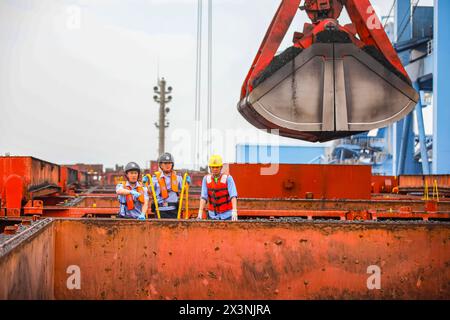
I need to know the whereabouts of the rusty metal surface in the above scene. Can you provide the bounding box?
[236,210,450,221]
[53,219,450,300]
[3,174,23,217]
[0,156,60,192]
[65,164,103,187]
[35,194,450,211]
[227,164,372,200]
[33,206,450,221]
[30,195,450,221]
[399,175,450,196]
[0,157,61,216]
[0,218,54,299]
[371,176,397,194]
[59,166,79,193]
[68,195,450,212]
[236,197,450,212]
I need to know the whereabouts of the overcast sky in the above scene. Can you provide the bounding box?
[0,0,433,169]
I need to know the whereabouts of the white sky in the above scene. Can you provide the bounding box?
[0,0,433,169]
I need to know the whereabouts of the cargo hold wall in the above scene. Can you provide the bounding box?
[1,219,449,300]
[0,219,55,299]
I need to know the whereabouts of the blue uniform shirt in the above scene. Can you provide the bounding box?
[201,174,238,220]
[152,172,183,211]
[116,181,149,219]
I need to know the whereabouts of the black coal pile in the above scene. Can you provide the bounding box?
[362,45,411,85]
[315,30,352,43]
[252,46,303,88]
[250,29,410,90]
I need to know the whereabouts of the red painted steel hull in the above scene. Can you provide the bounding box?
[227,164,372,200]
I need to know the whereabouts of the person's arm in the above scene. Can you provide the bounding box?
[141,187,150,218]
[141,198,149,218]
[231,197,238,221]
[231,197,238,211]
[178,175,183,190]
[197,177,208,219]
[228,176,238,221]
[198,198,207,219]
[116,184,132,196]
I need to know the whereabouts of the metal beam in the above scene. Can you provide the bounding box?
[413,82,431,174]
[397,112,414,175]
[395,0,412,65]
[395,0,412,42]
[433,0,450,174]
[394,0,412,175]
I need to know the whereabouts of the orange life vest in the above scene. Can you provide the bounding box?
[123,183,145,210]
[155,171,179,199]
[207,174,233,213]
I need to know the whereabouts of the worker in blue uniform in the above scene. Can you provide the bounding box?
[143,152,190,219]
[116,162,149,220]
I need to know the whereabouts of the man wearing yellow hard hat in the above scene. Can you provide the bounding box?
[197,155,238,221]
